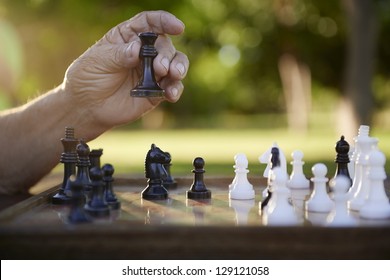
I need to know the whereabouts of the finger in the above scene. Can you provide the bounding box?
[104,11,185,44]
[159,79,184,103]
[168,51,189,80]
[129,10,185,36]
[155,50,189,83]
[87,40,141,70]
[153,35,177,78]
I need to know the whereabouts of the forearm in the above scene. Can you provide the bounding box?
[0,11,188,195]
[0,86,107,194]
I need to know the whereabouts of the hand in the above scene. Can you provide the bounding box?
[62,10,189,129]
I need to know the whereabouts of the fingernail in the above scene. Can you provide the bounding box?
[176,63,185,76]
[171,87,179,98]
[161,57,170,71]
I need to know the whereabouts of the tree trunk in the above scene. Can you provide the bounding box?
[278,53,311,133]
[338,0,378,140]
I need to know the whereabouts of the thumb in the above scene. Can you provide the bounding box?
[88,40,141,71]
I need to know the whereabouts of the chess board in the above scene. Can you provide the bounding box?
[0,176,389,259]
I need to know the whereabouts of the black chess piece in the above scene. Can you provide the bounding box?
[333,135,353,188]
[84,167,110,217]
[67,176,91,224]
[130,32,165,98]
[187,157,212,199]
[102,163,121,210]
[75,140,92,197]
[163,152,177,189]
[261,147,280,209]
[89,148,103,170]
[52,127,79,204]
[141,144,171,200]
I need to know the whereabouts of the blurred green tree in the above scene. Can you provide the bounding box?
[1,0,389,132]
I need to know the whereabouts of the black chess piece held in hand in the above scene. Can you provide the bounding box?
[187,157,212,199]
[130,32,165,98]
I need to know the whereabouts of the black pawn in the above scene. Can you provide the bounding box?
[333,135,352,187]
[68,176,91,224]
[163,152,177,189]
[52,127,79,204]
[75,140,92,197]
[187,157,212,199]
[89,148,103,170]
[84,167,110,217]
[130,32,165,98]
[102,163,121,210]
[261,147,280,209]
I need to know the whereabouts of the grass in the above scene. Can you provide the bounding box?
[51,126,390,178]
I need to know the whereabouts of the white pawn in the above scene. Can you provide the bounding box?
[229,153,255,200]
[326,175,358,227]
[360,149,390,219]
[229,154,239,190]
[262,167,299,226]
[230,199,255,225]
[287,150,310,189]
[305,163,333,213]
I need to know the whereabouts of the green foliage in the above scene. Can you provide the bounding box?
[1,0,390,122]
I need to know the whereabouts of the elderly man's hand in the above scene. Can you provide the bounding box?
[62,10,189,129]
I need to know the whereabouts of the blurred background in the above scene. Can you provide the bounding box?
[1,0,390,180]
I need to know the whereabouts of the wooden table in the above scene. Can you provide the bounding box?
[0,176,389,259]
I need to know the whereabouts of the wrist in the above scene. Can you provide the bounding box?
[55,84,111,141]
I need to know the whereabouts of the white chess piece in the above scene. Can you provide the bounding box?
[287,150,310,189]
[259,143,288,206]
[259,143,284,212]
[348,135,378,211]
[360,149,390,219]
[229,154,240,191]
[259,142,287,179]
[262,167,299,226]
[263,165,291,216]
[305,163,333,213]
[347,137,360,199]
[229,153,255,200]
[347,125,371,200]
[326,175,358,227]
[348,146,355,179]
[230,199,255,225]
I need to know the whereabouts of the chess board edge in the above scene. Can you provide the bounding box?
[0,176,390,260]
